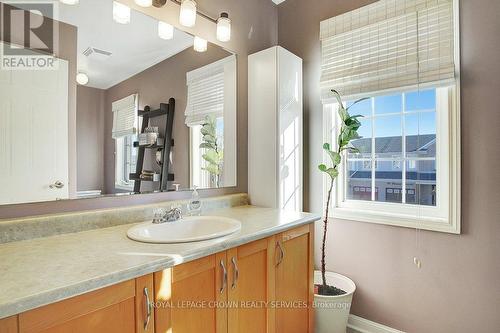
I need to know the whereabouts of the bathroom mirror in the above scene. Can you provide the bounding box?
[0,0,237,205]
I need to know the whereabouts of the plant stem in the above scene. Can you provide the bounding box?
[321,179,334,287]
[321,145,342,289]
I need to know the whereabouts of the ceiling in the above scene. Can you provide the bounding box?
[59,0,193,89]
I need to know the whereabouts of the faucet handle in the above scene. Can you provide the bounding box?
[152,208,167,224]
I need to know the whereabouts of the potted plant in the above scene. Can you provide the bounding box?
[314,90,365,333]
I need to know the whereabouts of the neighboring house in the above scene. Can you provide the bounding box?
[347,134,436,205]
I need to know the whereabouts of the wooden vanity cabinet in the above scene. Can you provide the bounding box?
[154,225,314,333]
[13,275,154,333]
[0,225,314,333]
[275,224,314,333]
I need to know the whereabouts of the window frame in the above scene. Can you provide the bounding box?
[322,85,460,234]
[114,134,137,191]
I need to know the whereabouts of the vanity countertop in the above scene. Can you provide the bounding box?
[0,205,320,319]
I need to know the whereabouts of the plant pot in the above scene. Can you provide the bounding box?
[314,271,356,333]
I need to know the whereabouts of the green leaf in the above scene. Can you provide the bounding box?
[203,134,216,143]
[202,164,221,175]
[327,150,341,165]
[202,149,221,165]
[346,97,370,111]
[318,164,327,172]
[199,142,215,150]
[325,168,339,179]
[322,143,331,151]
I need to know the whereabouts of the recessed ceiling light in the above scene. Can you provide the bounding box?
[216,12,231,42]
[76,72,89,85]
[134,0,152,7]
[193,37,207,52]
[113,1,131,24]
[179,0,197,27]
[158,21,174,40]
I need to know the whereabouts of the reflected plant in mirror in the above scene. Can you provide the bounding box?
[200,115,224,188]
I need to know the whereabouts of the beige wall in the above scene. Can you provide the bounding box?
[76,86,105,192]
[0,0,278,218]
[278,0,500,332]
[104,44,231,193]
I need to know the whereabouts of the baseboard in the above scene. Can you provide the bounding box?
[347,315,405,333]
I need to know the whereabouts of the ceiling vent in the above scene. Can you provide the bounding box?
[83,47,112,60]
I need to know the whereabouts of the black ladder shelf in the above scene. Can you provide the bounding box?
[129,98,175,193]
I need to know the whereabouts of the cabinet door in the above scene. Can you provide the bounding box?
[0,316,18,333]
[227,237,276,333]
[154,253,227,333]
[276,225,314,333]
[18,280,137,333]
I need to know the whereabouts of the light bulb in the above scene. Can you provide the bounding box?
[179,0,197,27]
[193,36,207,52]
[113,1,131,24]
[158,21,174,40]
[216,12,231,42]
[76,72,89,85]
[59,0,79,4]
[134,0,152,7]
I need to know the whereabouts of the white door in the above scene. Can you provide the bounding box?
[0,55,69,205]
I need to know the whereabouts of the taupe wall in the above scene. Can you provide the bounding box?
[0,0,278,218]
[76,86,105,192]
[104,44,231,193]
[278,0,500,332]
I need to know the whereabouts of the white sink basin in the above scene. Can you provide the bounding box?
[127,216,241,244]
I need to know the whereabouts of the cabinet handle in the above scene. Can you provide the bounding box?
[231,257,239,289]
[220,260,227,294]
[143,287,152,331]
[276,241,285,266]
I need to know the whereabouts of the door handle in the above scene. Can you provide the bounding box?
[231,257,239,289]
[276,241,285,266]
[49,181,64,189]
[143,287,152,331]
[220,259,227,294]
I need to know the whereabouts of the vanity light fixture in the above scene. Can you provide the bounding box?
[59,0,79,4]
[179,0,197,27]
[76,72,89,85]
[158,21,174,40]
[113,1,131,24]
[216,12,231,42]
[193,36,207,52]
[134,0,152,7]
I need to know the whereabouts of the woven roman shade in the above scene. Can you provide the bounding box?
[185,55,236,126]
[320,0,456,100]
[112,93,138,139]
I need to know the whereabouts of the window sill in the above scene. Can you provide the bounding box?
[331,207,460,234]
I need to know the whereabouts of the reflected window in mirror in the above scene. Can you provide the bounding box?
[115,134,138,191]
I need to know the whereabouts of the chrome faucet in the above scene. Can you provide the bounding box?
[152,206,183,224]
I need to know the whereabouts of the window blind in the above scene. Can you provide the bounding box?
[112,93,138,139]
[320,0,456,100]
[185,55,236,126]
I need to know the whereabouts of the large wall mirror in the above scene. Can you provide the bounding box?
[0,0,237,205]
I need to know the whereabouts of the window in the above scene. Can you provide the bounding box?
[320,0,460,233]
[112,93,139,191]
[189,118,224,189]
[115,134,138,191]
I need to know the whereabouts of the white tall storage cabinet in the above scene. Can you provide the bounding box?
[248,46,303,212]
